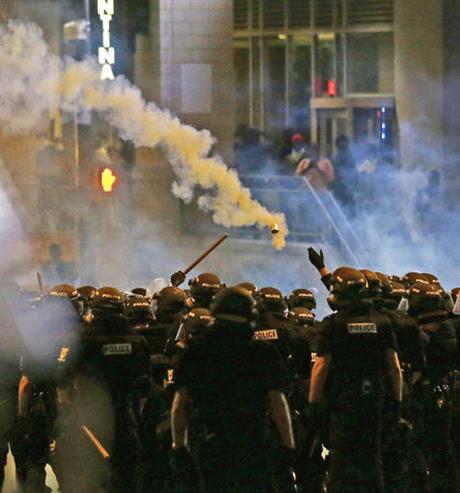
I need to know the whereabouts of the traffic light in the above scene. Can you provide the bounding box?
[100,166,117,193]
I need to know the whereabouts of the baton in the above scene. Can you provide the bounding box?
[81,425,110,459]
[171,234,229,286]
[183,233,229,275]
[37,272,44,296]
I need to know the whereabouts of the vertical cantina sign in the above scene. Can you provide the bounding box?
[98,0,115,80]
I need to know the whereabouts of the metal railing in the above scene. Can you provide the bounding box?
[180,174,372,267]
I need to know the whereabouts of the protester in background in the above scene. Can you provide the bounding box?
[285,133,310,173]
[235,126,272,175]
[330,135,358,212]
[414,170,443,239]
[42,243,76,285]
[277,128,295,166]
[295,155,335,190]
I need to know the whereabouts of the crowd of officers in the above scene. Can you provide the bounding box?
[0,247,460,493]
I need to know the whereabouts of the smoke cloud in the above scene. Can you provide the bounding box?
[0,21,288,249]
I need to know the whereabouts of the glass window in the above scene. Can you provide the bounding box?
[289,34,312,132]
[314,33,335,97]
[346,32,394,94]
[263,36,286,132]
[234,38,250,128]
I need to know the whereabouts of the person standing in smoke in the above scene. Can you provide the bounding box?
[234,127,272,175]
[42,243,77,286]
[330,135,358,213]
[414,170,443,239]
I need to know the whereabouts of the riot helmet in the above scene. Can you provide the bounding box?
[189,273,222,307]
[327,267,369,309]
[375,272,392,298]
[90,287,125,328]
[210,286,257,328]
[408,282,442,315]
[181,308,215,343]
[288,306,315,327]
[154,286,187,315]
[125,296,154,329]
[236,282,258,296]
[286,288,316,311]
[256,287,286,314]
[360,270,382,298]
[402,272,429,289]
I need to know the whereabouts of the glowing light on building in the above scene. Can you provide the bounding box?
[98,0,115,80]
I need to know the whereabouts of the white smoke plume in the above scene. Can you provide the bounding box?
[0,21,288,249]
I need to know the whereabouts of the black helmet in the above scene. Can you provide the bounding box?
[154,286,187,314]
[49,283,79,301]
[125,296,153,318]
[256,287,286,313]
[76,285,97,302]
[91,287,125,315]
[328,267,368,308]
[422,273,441,287]
[402,272,429,289]
[408,282,442,314]
[288,306,315,327]
[48,283,81,316]
[236,282,258,296]
[182,308,215,342]
[286,288,316,311]
[189,273,222,304]
[131,287,150,299]
[360,270,382,297]
[388,275,402,284]
[389,281,407,303]
[375,272,392,297]
[210,286,257,325]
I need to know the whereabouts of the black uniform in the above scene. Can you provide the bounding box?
[14,295,82,493]
[82,322,150,493]
[317,302,396,493]
[175,327,287,493]
[413,309,458,493]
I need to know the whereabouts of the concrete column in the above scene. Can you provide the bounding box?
[159,0,235,163]
[442,0,460,199]
[394,0,443,171]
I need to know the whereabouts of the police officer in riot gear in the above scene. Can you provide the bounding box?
[309,267,402,493]
[171,286,296,493]
[407,282,458,493]
[83,287,150,493]
[76,285,97,325]
[255,287,312,492]
[360,270,426,493]
[188,272,222,309]
[138,287,188,493]
[16,284,82,493]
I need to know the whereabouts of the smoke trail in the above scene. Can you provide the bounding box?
[0,21,288,249]
[0,22,60,133]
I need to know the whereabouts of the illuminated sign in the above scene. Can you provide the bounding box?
[98,0,115,80]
